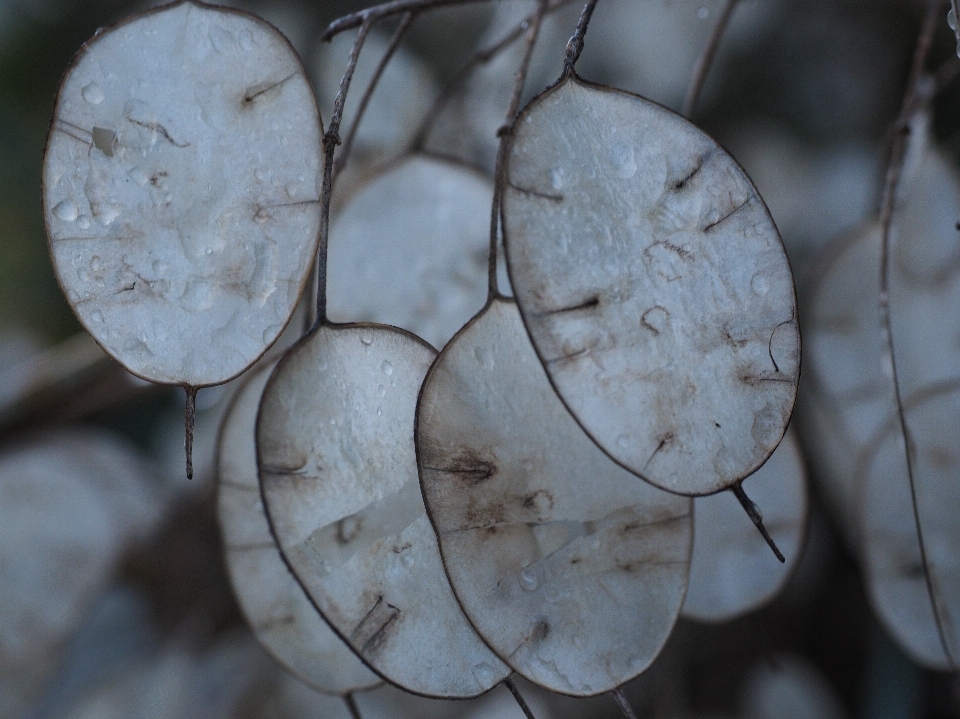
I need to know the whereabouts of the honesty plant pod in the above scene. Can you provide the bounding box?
[503,75,799,496]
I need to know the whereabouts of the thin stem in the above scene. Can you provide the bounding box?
[488,0,549,301]
[950,0,960,54]
[316,20,374,326]
[323,0,488,41]
[344,692,363,719]
[562,0,599,77]
[184,385,197,480]
[682,0,738,117]
[612,687,639,719]
[731,481,785,563]
[410,0,576,151]
[877,1,956,669]
[333,12,417,179]
[504,677,538,719]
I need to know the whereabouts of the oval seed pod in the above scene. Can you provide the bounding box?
[327,155,491,350]
[417,299,692,696]
[682,429,807,623]
[257,324,510,698]
[44,1,322,388]
[217,359,380,695]
[502,75,799,496]
[860,385,960,670]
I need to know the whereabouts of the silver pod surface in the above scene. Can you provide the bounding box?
[417,299,692,696]
[44,1,322,387]
[256,323,510,698]
[503,75,799,496]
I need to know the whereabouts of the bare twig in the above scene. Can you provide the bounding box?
[731,481,785,563]
[562,0,599,77]
[877,0,956,669]
[682,0,738,117]
[504,677,539,719]
[323,0,488,41]
[410,0,577,151]
[333,12,418,178]
[612,687,639,719]
[316,19,374,326]
[184,385,197,480]
[488,0,549,300]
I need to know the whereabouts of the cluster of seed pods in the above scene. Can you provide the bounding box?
[44,0,809,707]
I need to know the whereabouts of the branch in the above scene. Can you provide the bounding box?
[562,0,599,77]
[682,0,738,117]
[877,0,956,670]
[323,0,489,41]
[411,0,577,151]
[504,677,539,719]
[334,12,417,178]
[488,0,549,300]
[316,19,374,325]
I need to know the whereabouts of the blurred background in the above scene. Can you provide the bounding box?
[2,0,960,717]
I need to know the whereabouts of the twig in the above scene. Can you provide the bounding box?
[682,0,738,117]
[316,19,374,326]
[731,481,785,563]
[344,692,364,719]
[877,0,956,669]
[488,0,549,300]
[323,0,488,41]
[504,677,539,719]
[184,385,197,480]
[612,687,639,719]
[562,0,599,77]
[410,0,577,151]
[333,12,417,178]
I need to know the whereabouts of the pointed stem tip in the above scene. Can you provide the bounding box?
[184,386,197,480]
[613,687,639,719]
[731,481,784,563]
[504,676,539,719]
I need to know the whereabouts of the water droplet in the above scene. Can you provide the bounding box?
[473,346,494,370]
[53,199,79,222]
[472,662,498,687]
[90,256,101,272]
[697,5,709,19]
[138,332,147,343]
[400,552,415,569]
[609,145,637,179]
[551,168,564,190]
[254,169,264,181]
[376,407,382,417]
[285,182,297,197]
[77,215,91,230]
[616,434,630,448]
[81,82,104,105]
[519,567,539,592]
[91,310,104,323]
[378,384,386,397]
[751,273,770,296]
[360,331,373,345]
[128,166,149,187]
[239,29,254,50]
[77,269,90,282]
[544,583,561,603]
[381,360,393,376]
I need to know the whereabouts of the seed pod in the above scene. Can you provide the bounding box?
[418,299,692,696]
[44,1,322,388]
[503,75,798,496]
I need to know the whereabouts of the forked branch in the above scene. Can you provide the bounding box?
[323,0,487,40]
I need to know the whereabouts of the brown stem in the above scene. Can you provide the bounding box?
[612,687,639,719]
[316,20,374,326]
[562,0,599,77]
[488,0,549,301]
[323,0,489,41]
[504,677,538,719]
[682,0,738,117]
[333,12,417,179]
[731,481,785,563]
[877,0,956,669]
[184,385,197,480]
